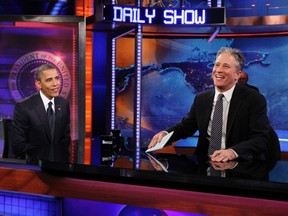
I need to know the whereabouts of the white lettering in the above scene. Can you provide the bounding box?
[113,6,122,22]
[163,10,174,24]
[164,9,206,25]
[112,6,207,25]
[195,10,205,24]
[123,8,133,22]
[113,6,146,23]
[137,8,145,23]
[185,10,194,24]
[145,8,156,24]
[132,8,138,23]
[174,9,185,24]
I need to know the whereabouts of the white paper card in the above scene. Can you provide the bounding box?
[145,131,174,153]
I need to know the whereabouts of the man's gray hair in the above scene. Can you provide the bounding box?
[216,47,245,71]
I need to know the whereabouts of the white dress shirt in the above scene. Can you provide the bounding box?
[39,90,55,112]
[207,85,235,150]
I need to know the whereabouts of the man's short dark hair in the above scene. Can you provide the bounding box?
[35,64,56,81]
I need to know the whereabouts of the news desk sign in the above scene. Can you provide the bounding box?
[102,4,226,26]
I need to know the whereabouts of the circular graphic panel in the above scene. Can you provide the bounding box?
[9,51,71,101]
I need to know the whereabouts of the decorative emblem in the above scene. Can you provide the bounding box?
[9,51,71,101]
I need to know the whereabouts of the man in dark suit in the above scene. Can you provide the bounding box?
[148,47,275,162]
[238,71,259,92]
[11,64,71,165]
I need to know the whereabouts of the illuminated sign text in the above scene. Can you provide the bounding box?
[102,5,225,26]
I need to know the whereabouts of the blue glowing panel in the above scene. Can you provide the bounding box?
[63,198,205,216]
[0,191,61,216]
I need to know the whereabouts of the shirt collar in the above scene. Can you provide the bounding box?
[214,85,236,102]
[39,90,55,107]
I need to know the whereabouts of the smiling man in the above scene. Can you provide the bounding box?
[11,64,71,165]
[148,47,276,162]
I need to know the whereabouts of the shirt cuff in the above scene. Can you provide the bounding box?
[230,148,239,159]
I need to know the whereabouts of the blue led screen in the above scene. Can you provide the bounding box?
[115,35,288,140]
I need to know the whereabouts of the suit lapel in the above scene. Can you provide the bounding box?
[54,98,60,136]
[206,91,214,122]
[32,93,52,141]
[226,85,244,137]
[54,97,64,140]
[201,90,215,133]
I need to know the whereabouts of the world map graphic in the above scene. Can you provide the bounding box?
[115,39,288,140]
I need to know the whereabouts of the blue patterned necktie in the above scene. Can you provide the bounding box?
[208,94,224,156]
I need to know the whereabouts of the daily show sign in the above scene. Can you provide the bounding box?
[97,4,226,26]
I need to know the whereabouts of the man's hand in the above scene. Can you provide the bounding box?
[210,160,237,170]
[148,131,168,149]
[210,149,237,162]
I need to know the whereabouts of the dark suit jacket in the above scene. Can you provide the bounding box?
[11,92,71,164]
[167,84,272,161]
[244,83,259,92]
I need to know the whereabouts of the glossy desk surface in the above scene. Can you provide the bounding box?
[1,148,288,215]
[37,146,288,202]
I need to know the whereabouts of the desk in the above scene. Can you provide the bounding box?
[1,149,288,215]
